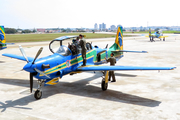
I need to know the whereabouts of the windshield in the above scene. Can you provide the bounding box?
[56,45,71,56]
[49,40,72,56]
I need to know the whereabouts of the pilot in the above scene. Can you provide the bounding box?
[75,37,79,44]
[105,53,116,82]
[79,34,87,66]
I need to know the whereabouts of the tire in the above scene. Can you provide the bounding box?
[34,90,42,100]
[163,37,165,41]
[101,78,108,91]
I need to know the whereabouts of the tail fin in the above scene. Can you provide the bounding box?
[110,26,123,50]
[0,26,7,50]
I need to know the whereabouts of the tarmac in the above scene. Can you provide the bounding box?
[0,34,180,120]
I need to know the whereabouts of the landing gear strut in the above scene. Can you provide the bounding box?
[34,79,44,100]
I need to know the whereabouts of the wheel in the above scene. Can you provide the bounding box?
[34,90,42,100]
[101,78,108,91]
[163,37,165,41]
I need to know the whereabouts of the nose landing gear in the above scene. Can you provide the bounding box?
[34,79,44,100]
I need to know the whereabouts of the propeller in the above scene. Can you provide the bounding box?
[32,47,43,64]
[34,68,50,79]
[19,45,29,63]
[30,73,33,93]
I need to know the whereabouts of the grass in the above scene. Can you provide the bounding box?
[6,33,134,43]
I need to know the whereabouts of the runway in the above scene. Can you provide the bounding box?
[0,34,180,120]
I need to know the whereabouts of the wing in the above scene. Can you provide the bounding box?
[77,65,176,71]
[159,36,168,38]
[112,50,147,53]
[2,53,34,62]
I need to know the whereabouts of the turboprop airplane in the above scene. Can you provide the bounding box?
[0,26,14,50]
[2,26,176,100]
[147,28,168,42]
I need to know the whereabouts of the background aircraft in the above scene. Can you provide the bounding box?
[147,28,168,42]
[0,26,14,50]
[2,26,175,100]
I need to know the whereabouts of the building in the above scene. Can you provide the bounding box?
[94,23,98,30]
[98,23,106,31]
[101,23,106,31]
[110,25,116,31]
[37,28,45,33]
[99,24,102,31]
[117,25,122,29]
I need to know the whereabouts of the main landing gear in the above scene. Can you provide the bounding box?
[34,79,44,100]
[101,71,109,91]
[101,78,108,91]
[163,37,165,41]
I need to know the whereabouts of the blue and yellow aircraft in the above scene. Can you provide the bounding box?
[0,26,14,50]
[147,28,168,42]
[2,26,176,100]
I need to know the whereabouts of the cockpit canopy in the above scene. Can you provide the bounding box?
[49,36,77,55]
[49,36,92,56]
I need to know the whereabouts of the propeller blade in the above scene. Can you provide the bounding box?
[32,47,43,64]
[19,45,29,63]
[30,73,33,93]
[34,68,50,79]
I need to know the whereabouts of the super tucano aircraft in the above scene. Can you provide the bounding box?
[2,26,176,100]
[147,28,168,42]
[0,26,14,50]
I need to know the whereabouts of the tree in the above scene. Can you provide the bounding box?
[22,29,32,33]
[155,28,160,31]
[4,28,17,34]
[32,29,37,33]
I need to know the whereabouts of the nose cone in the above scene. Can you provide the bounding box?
[23,63,36,73]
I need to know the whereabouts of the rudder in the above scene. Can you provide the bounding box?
[115,26,123,50]
[0,26,7,49]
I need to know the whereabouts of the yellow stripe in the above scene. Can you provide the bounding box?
[45,62,66,73]
[40,54,94,76]
[70,49,94,62]
[45,77,59,85]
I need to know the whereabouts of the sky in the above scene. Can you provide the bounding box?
[0,0,180,29]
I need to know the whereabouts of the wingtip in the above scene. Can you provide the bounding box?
[142,51,148,53]
[171,67,176,70]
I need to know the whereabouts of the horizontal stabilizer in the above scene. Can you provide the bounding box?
[77,65,176,71]
[2,53,34,62]
[111,50,148,53]
[97,50,106,54]
[0,43,14,45]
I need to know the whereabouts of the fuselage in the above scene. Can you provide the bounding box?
[23,46,122,80]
